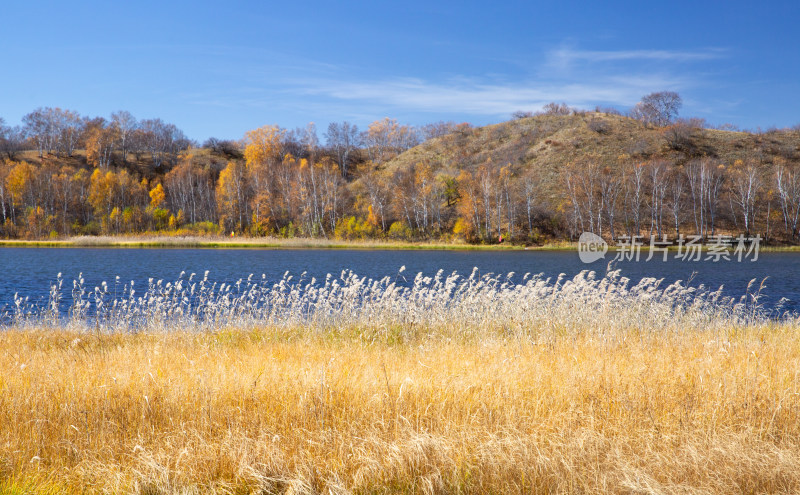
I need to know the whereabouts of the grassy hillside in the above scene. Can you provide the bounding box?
[14,146,232,180]
[386,111,800,191]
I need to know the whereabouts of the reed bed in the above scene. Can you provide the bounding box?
[7,268,783,336]
[2,269,800,493]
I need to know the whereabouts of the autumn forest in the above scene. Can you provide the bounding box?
[1,94,800,244]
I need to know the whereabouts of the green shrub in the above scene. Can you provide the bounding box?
[387,221,412,241]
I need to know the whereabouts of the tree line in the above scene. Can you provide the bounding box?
[1,94,799,243]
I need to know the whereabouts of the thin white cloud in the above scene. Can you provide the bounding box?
[289,73,694,116]
[277,44,721,117]
[181,42,725,124]
[551,47,726,65]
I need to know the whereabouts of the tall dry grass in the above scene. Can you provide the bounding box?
[2,270,800,493]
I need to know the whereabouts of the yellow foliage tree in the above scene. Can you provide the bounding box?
[88,169,117,224]
[366,204,379,228]
[85,125,117,168]
[243,125,284,168]
[216,161,249,232]
[149,183,166,209]
[6,161,35,210]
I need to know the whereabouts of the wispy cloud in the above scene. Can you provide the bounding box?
[550,47,726,65]
[287,72,694,116]
[544,46,728,76]
[181,43,727,125]
[277,45,723,118]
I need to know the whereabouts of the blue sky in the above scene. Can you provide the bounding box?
[2,1,798,140]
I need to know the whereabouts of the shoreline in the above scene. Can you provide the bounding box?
[2,235,800,252]
[0,235,575,251]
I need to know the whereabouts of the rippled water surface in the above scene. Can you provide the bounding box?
[1,247,798,313]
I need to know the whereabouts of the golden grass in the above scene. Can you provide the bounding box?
[2,322,800,494]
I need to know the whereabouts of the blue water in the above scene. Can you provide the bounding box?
[1,247,798,313]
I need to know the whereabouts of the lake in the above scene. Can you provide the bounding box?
[1,247,799,314]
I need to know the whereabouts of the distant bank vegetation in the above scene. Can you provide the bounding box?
[1,92,799,244]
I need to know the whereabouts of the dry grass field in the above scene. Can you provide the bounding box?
[1,270,799,493]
